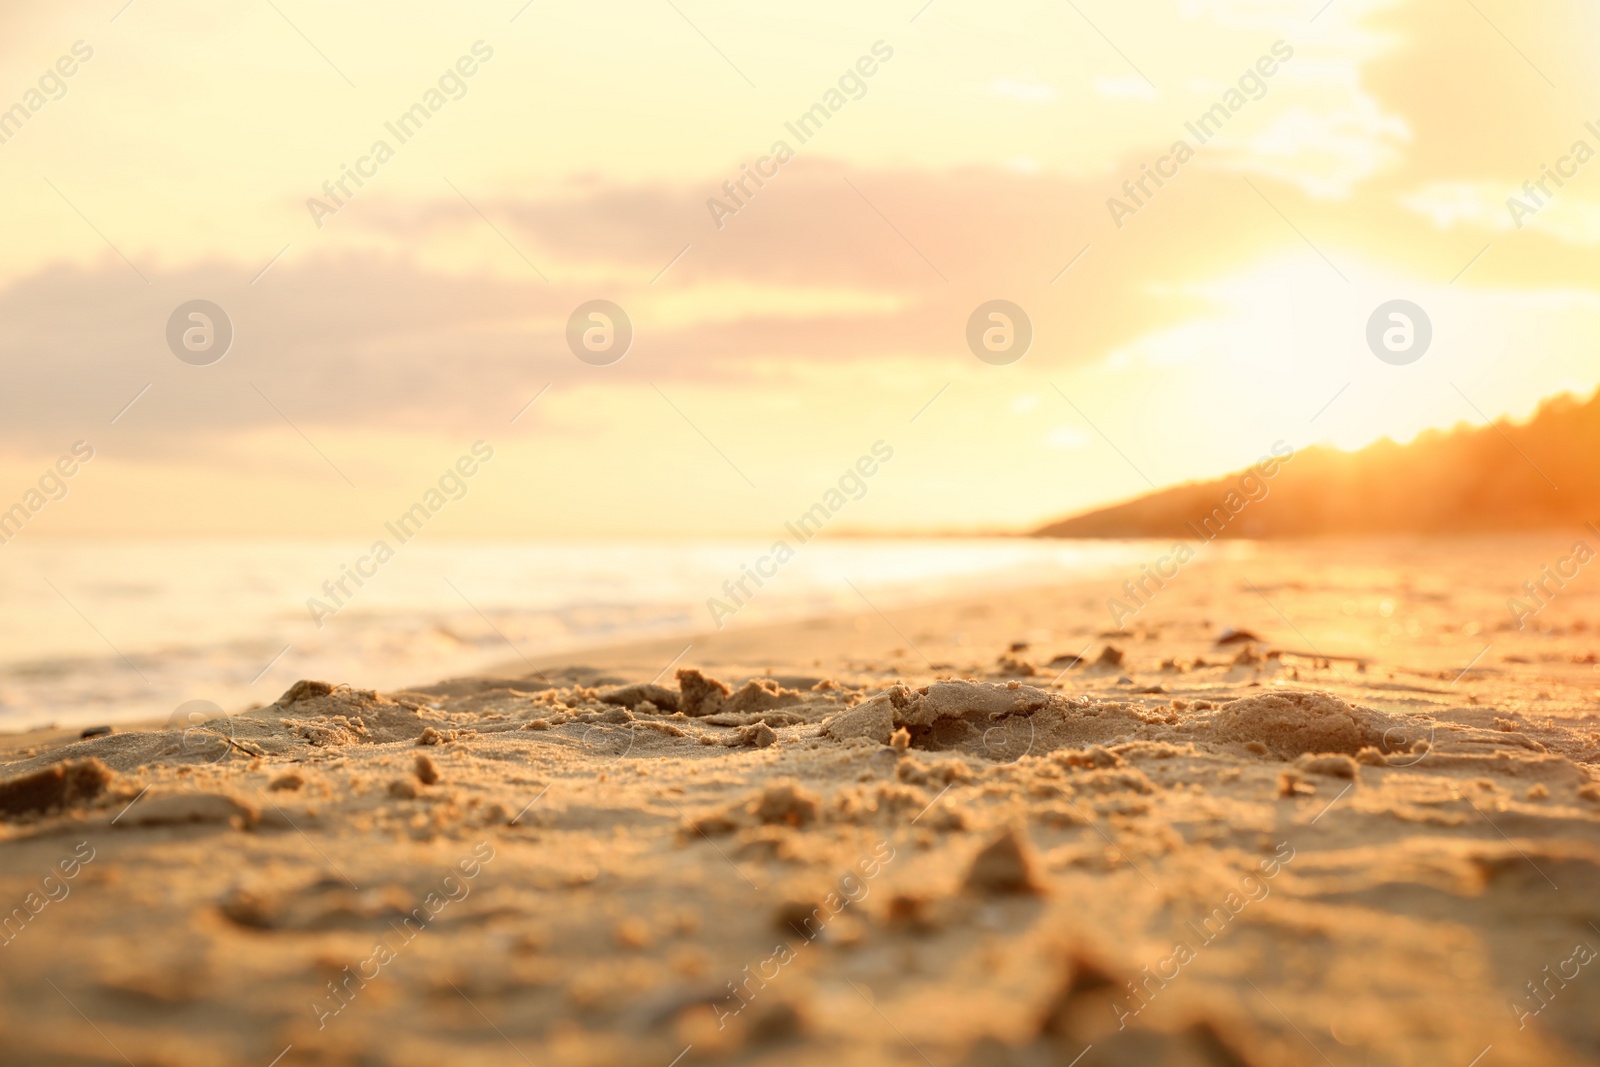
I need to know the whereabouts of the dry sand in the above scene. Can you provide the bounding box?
[2,536,1600,1066]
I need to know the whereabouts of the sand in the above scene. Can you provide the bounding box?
[2,536,1599,1066]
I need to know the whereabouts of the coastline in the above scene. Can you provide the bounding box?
[0,536,1167,735]
[1,536,1598,1064]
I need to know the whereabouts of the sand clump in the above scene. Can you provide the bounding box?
[1209,691,1388,758]
[723,678,806,715]
[694,679,813,727]
[283,715,367,747]
[278,679,337,703]
[818,680,1407,771]
[820,699,896,744]
[750,781,820,827]
[116,791,258,829]
[822,680,1055,751]
[736,722,779,748]
[600,682,681,712]
[678,668,733,716]
[964,825,1044,895]
[1294,753,1359,779]
[0,757,113,817]
[1055,745,1122,769]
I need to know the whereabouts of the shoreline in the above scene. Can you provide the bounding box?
[0,535,1177,737]
[2,538,1598,1064]
[6,530,1590,745]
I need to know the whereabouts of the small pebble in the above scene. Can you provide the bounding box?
[964,825,1044,895]
[415,754,440,785]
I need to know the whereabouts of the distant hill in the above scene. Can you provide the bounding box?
[1035,389,1600,539]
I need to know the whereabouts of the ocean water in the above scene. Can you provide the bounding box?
[0,538,1179,731]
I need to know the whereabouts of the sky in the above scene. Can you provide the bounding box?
[1,0,1598,537]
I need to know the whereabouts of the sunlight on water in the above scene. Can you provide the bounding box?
[0,538,1234,730]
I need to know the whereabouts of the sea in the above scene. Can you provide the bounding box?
[0,537,1186,731]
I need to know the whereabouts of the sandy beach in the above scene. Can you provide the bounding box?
[9,1,1600,1063]
[2,535,1598,1066]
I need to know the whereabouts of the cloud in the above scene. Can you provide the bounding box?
[1403,180,1600,245]
[1093,75,1158,101]
[1400,181,1510,230]
[6,0,1600,494]
[0,160,1222,451]
[1235,98,1410,198]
